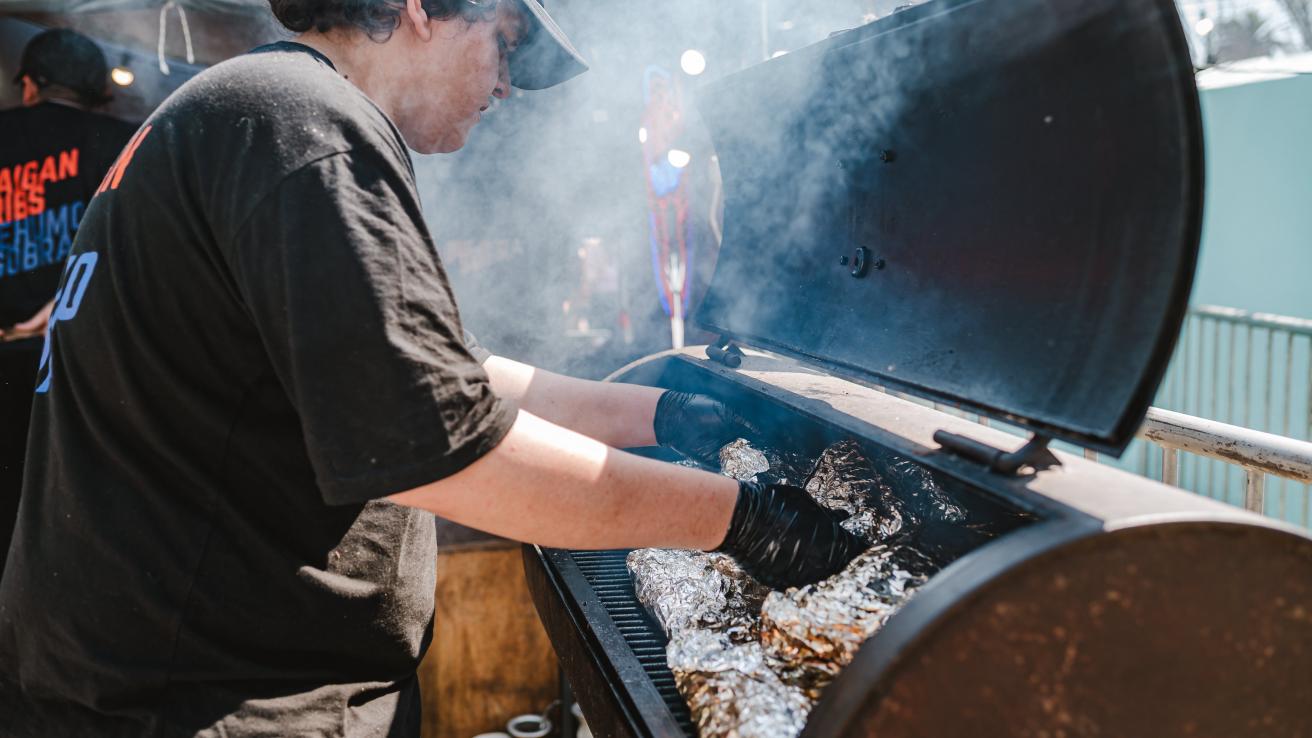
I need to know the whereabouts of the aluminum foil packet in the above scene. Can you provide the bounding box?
[668,630,811,738]
[630,438,949,737]
[758,544,933,697]
[804,440,907,541]
[628,548,768,642]
[887,457,967,524]
[719,438,770,482]
[628,439,774,643]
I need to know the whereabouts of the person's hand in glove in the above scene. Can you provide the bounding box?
[715,481,867,589]
[653,390,760,463]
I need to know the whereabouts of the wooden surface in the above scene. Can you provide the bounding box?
[419,540,559,738]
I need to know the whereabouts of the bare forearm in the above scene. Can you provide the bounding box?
[483,355,663,448]
[388,409,737,550]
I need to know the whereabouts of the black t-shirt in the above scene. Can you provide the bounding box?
[0,101,136,327]
[0,43,515,737]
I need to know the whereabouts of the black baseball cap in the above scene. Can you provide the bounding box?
[507,0,588,90]
[15,28,110,104]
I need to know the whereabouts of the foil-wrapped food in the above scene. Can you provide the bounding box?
[628,548,768,642]
[629,437,949,738]
[759,544,933,698]
[668,631,811,738]
[719,438,770,481]
[888,457,967,524]
[804,441,907,540]
[628,439,774,642]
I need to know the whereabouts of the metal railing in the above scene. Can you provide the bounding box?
[1136,407,1312,514]
[886,305,1312,526]
[1121,305,1312,526]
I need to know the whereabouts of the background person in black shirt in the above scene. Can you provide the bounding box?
[0,2,863,736]
[0,29,136,566]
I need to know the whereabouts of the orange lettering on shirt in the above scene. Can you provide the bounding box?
[39,155,57,184]
[10,158,47,219]
[58,148,78,180]
[109,125,150,190]
[98,125,152,195]
[0,167,15,224]
[0,149,85,224]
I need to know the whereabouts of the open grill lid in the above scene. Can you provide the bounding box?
[693,0,1203,456]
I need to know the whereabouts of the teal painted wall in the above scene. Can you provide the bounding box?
[1106,74,1312,526]
[1192,74,1312,317]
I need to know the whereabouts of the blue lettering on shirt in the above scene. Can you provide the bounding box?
[0,200,84,279]
[34,250,98,394]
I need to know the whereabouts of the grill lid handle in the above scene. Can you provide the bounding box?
[933,431,1061,476]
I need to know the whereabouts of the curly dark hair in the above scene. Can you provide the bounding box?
[269,0,499,39]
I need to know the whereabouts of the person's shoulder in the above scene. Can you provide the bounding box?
[0,102,34,119]
[0,103,136,154]
[4,102,127,125]
[161,43,404,161]
[0,102,76,127]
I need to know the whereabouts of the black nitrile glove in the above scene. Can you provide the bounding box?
[715,481,867,590]
[653,391,760,463]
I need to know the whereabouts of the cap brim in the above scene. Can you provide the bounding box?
[509,0,589,90]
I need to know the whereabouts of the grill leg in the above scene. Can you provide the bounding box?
[560,670,576,738]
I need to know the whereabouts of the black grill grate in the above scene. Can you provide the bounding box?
[567,549,696,736]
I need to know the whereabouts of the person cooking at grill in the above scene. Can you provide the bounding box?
[0,29,137,566]
[0,1,865,735]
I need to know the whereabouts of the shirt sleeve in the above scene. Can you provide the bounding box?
[462,329,493,365]
[227,151,516,505]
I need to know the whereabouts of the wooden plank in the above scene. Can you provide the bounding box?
[419,540,559,738]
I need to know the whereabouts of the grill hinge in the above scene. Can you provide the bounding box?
[933,431,1062,476]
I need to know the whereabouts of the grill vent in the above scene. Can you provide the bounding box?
[568,549,695,736]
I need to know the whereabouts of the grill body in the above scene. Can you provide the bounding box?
[526,350,1312,738]
[523,547,692,738]
[523,0,1303,731]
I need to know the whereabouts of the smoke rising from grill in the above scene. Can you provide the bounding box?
[412,0,919,376]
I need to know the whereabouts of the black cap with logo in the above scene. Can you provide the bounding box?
[15,29,111,105]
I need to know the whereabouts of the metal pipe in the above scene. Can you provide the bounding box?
[1243,323,1252,430]
[1179,315,1191,412]
[1225,322,1235,499]
[1138,407,1312,485]
[1191,304,1312,335]
[1194,318,1205,489]
[1245,469,1266,514]
[1209,319,1220,497]
[1306,332,1311,446]
[1283,332,1294,510]
[1162,446,1180,487]
[1265,328,1274,433]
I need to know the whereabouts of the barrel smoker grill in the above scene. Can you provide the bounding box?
[525,1,1312,736]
